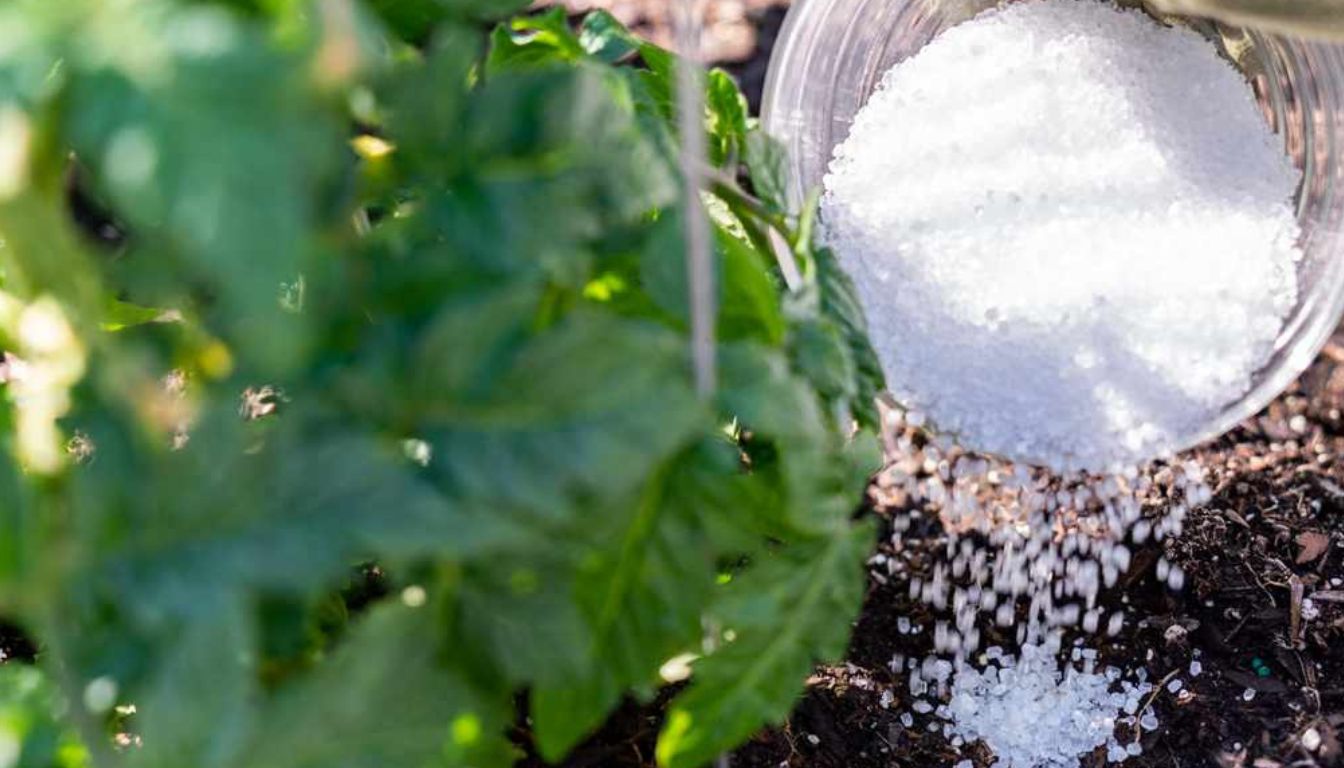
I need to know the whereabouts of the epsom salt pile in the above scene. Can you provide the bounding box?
[878,422,1209,766]
[822,0,1303,472]
[819,1,1300,764]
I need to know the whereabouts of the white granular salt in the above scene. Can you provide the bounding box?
[940,640,1154,768]
[823,0,1302,471]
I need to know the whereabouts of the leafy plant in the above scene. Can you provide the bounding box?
[0,2,884,767]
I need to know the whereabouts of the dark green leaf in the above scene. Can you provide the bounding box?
[655,524,873,768]
[0,665,89,768]
[744,130,790,215]
[384,24,481,169]
[0,441,35,597]
[578,10,642,63]
[705,69,749,166]
[425,313,705,515]
[442,0,533,22]
[245,604,511,768]
[790,317,858,405]
[95,427,522,619]
[129,596,255,768]
[486,8,585,73]
[64,4,342,374]
[814,248,886,429]
[531,445,727,761]
[641,215,785,343]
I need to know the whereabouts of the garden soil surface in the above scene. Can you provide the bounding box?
[516,3,1344,766]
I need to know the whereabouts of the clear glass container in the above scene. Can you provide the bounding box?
[761,0,1344,458]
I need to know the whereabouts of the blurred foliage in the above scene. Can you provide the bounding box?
[0,1,885,767]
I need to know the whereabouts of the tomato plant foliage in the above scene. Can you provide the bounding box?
[0,1,885,766]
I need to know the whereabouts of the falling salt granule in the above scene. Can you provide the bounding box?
[1303,728,1323,752]
[1189,660,1202,677]
[823,0,1302,471]
[1242,688,1257,702]
[1302,598,1319,621]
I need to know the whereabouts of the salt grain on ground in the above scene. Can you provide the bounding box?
[823,0,1302,471]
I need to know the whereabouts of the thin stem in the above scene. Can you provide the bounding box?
[704,172,805,292]
[706,171,790,237]
[674,0,716,397]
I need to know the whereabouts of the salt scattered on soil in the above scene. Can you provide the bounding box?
[881,419,1208,766]
[823,0,1302,471]
[942,640,1153,768]
[839,4,1294,764]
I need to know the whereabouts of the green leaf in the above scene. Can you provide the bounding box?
[789,317,858,405]
[813,248,886,429]
[412,278,544,401]
[64,3,343,374]
[486,8,585,73]
[362,0,446,43]
[717,343,828,454]
[705,70,749,166]
[655,524,873,768]
[0,665,89,768]
[368,0,530,33]
[93,426,522,619]
[718,343,876,536]
[244,604,511,768]
[578,10,642,63]
[424,313,705,516]
[453,553,593,691]
[444,65,677,260]
[530,679,620,764]
[744,130,790,215]
[383,24,481,170]
[641,215,786,343]
[441,0,533,22]
[0,441,35,598]
[128,595,255,768]
[101,299,169,332]
[716,227,787,344]
[530,445,728,761]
